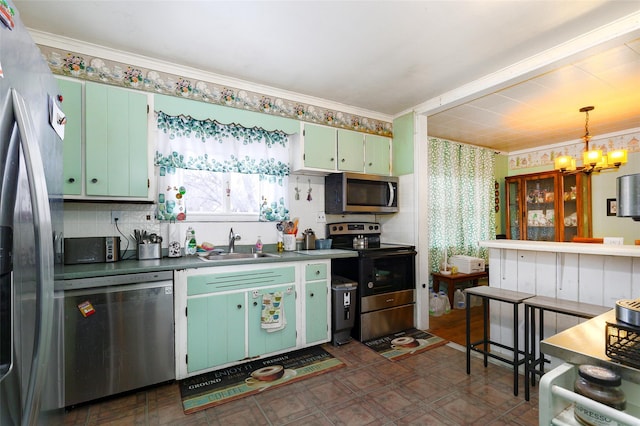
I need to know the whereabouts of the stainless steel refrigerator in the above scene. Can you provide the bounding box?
[0,1,63,424]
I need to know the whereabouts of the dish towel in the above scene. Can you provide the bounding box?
[261,292,286,333]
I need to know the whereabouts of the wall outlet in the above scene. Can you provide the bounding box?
[111,211,122,224]
[316,211,326,223]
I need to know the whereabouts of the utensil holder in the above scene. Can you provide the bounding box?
[283,234,296,251]
[138,243,161,260]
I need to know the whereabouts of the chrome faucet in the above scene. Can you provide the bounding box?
[228,228,240,253]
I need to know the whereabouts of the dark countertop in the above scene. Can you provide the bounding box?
[55,248,358,280]
[540,309,640,384]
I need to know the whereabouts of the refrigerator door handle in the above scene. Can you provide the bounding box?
[0,91,20,385]
[12,89,55,425]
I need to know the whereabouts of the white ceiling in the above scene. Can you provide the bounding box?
[13,0,640,153]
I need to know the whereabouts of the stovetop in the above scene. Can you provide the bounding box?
[327,222,415,254]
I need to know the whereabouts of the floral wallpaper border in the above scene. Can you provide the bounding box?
[509,130,640,170]
[38,45,393,137]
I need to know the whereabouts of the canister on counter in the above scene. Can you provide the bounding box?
[574,364,626,426]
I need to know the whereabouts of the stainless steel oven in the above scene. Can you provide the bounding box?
[328,222,416,341]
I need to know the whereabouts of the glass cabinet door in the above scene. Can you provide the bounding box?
[561,173,591,241]
[506,179,521,239]
[524,175,557,241]
[561,174,578,242]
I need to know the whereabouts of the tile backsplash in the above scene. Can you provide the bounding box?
[63,174,416,255]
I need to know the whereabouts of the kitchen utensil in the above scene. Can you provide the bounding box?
[352,235,367,249]
[303,228,315,250]
[616,299,640,326]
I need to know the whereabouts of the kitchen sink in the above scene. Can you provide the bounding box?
[201,252,280,261]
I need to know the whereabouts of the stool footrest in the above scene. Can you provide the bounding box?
[469,340,527,367]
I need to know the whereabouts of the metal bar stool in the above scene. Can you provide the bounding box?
[465,286,534,396]
[523,296,610,401]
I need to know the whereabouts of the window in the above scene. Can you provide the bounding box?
[154,112,290,222]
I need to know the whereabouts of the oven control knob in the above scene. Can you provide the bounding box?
[367,281,374,289]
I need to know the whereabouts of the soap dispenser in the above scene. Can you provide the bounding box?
[184,227,197,255]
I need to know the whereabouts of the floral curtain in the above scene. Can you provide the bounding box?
[427,137,495,273]
[154,111,290,221]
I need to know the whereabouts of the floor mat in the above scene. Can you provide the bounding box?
[179,345,345,414]
[363,328,448,361]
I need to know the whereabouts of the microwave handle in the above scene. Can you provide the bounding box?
[387,182,395,207]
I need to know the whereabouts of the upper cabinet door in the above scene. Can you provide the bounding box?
[57,78,82,195]
[364,135,391,175]
[85,82,148,197]
[337,129,364,172]
[302,123,336,170]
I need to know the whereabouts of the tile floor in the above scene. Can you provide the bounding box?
[55,341,539,425]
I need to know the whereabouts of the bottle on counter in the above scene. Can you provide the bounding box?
[276,231,284,253]
[255,236,263,253]
[574,364,626,426]
[184,227,197,255]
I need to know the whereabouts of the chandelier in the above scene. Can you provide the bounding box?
[554,106,627,174]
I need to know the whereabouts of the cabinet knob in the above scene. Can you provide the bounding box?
[237,304,242,309]
[341,158,345,163]
[68,177,75,183]
[330,157,335,162]
[368,162,373,166]
[253,301,258,306]
[310,293,314,297]
[315,270,320,275]
[91,178,98,183]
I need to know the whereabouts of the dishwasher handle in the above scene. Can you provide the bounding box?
[60,279,173,298]
[58,270,173,291]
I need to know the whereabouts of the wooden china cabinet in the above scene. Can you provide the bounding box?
[505,170,591,242]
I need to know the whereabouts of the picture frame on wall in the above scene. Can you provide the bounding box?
[607,198,617,216]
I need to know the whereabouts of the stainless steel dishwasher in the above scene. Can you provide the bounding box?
[54,271,175,407]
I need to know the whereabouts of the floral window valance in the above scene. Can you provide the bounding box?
[154,111,291,221]
[155,111,290,178]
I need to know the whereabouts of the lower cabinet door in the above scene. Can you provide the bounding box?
[247,285,297,357]
[305,280,328,344]
[186,292,246,373]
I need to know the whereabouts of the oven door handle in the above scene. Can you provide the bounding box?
[364,250,417,259]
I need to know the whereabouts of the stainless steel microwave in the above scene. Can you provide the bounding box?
[63,236,120,264]
[325,173,398,214]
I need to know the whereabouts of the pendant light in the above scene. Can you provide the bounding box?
[554,106,627,174]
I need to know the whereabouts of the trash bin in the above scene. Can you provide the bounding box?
[331,275,358,346]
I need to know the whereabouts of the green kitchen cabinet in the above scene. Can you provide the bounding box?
[292,122,390,175]
[85,82,149,197]
[186,292,246,373]
[57,78,83,195]
[298,123,337,171]
[336,129,364,172]
[303,262,330,345]
[247,285,297,357]
[364,134,391,175]
[183,265,296,374]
